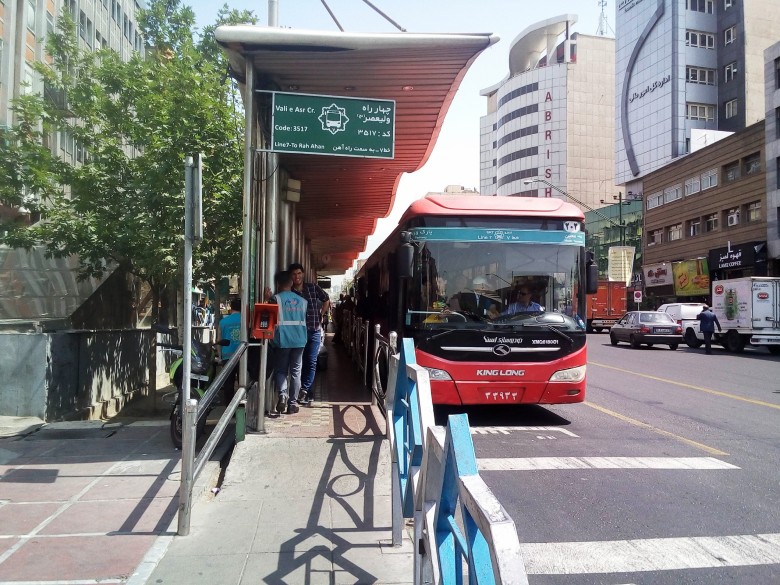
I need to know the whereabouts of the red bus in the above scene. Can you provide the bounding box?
[356,194,597,406]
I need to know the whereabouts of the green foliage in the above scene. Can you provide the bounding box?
[0,0,253,289]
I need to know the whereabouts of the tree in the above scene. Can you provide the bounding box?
[0,0,255,397]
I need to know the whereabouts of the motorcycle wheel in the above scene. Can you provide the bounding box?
[170,400,208,449]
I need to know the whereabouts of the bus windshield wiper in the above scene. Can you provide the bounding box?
[540,324,573,344]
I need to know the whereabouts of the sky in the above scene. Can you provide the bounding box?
[185,0,616,273]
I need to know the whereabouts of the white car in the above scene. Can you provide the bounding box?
[657,302,707,348]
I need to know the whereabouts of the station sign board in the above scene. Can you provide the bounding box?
[270,92,395,159]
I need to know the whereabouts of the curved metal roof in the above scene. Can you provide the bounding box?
[215,26,497,274]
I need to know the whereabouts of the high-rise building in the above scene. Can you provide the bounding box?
[765,41,780,269]
[480,15,620,211]
[0,0,145,135]
[615,0,780,195]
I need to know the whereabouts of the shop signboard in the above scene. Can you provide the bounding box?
[271,92,395,159]
[672,258,710,296]
[644,262,674,287]
[708,241,762,272]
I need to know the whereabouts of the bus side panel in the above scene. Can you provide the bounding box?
[415,345,587,405]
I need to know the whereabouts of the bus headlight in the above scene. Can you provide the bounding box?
[424,367,453,381]
[549,365,586,383]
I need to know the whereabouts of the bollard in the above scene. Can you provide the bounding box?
[235,399,246,442]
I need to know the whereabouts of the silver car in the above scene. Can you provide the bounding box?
[609,311,682,350]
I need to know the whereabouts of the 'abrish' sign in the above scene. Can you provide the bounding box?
[270,92,395,159]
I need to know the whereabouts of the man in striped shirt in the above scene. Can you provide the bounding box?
[288,263,331,405]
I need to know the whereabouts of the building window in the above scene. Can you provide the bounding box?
[723,161,740,182]
[701,168,718,189]
[685,30,715,49]
[664,184,683,204]
[747,201,761,222]
[743,153,761,175]
[705,213,718,232]
[776,57,780,89]
[686,103,715,121]
[726,208,740,227]
[686,66,715,85]
[724,62,738,82]
[668,224,683,242]
[687,0,713,13]
[724,26,736,45]
[685,176,701,196]
[647,192,663,210]
[27,0,36,31]
[725,99,738,119]
[724,0,733,8]
[776,107,780,139]
[688,218,701,237]
[648,229,663,246]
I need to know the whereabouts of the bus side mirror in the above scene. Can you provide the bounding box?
[397,231,414,279]
[586,263,598,294]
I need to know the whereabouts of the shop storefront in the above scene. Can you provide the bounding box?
[708,241,768,280]
[642,258,710,307]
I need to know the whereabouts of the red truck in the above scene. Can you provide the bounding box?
[586,280,627,333]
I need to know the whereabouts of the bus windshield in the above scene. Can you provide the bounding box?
[405,226,584,330]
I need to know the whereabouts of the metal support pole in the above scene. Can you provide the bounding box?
[177,398,198,536]
[240,61,254,395]
[256,341,269,432]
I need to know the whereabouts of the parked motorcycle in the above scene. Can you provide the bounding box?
[155,325,229,448]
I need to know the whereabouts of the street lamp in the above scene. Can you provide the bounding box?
[523,177,627,245]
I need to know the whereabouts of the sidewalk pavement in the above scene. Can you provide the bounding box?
[141,335,415,585]
[0,391,229,585]
[0,335,414,584]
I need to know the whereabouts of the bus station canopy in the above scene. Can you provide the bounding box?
[215,26,497,274]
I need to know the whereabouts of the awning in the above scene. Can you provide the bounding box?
[215,26,497,274]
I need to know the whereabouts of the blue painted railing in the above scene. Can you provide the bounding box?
[384,337,528,585]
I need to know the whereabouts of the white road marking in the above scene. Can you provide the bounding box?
[522,533,780,574]
[477,456,739,471]
[471,426,579,437]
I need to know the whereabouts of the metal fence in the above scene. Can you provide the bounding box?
[385,337,528,584]
[177,342,248,535]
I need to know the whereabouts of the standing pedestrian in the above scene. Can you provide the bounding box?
[269,270,308,414]
[218,297,242,402]
[288,262,331,405]
[696,305,722,355]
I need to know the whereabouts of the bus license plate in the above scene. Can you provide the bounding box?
[480,388,523,401]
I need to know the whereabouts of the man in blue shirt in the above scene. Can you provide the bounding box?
[501,286,542,316]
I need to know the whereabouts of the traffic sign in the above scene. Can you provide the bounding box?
[633,290,643,303]
[270,92,395,159]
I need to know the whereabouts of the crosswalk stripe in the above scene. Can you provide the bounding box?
[521,533,780,574]
[477,456,739,470]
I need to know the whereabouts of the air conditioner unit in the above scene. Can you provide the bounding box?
[727,213,739,226]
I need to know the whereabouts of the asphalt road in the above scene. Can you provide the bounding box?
[438,334,780,585]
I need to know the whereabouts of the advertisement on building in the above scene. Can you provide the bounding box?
[672,259,710,296]
[608,246,635,285]
[644,262,673,287]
